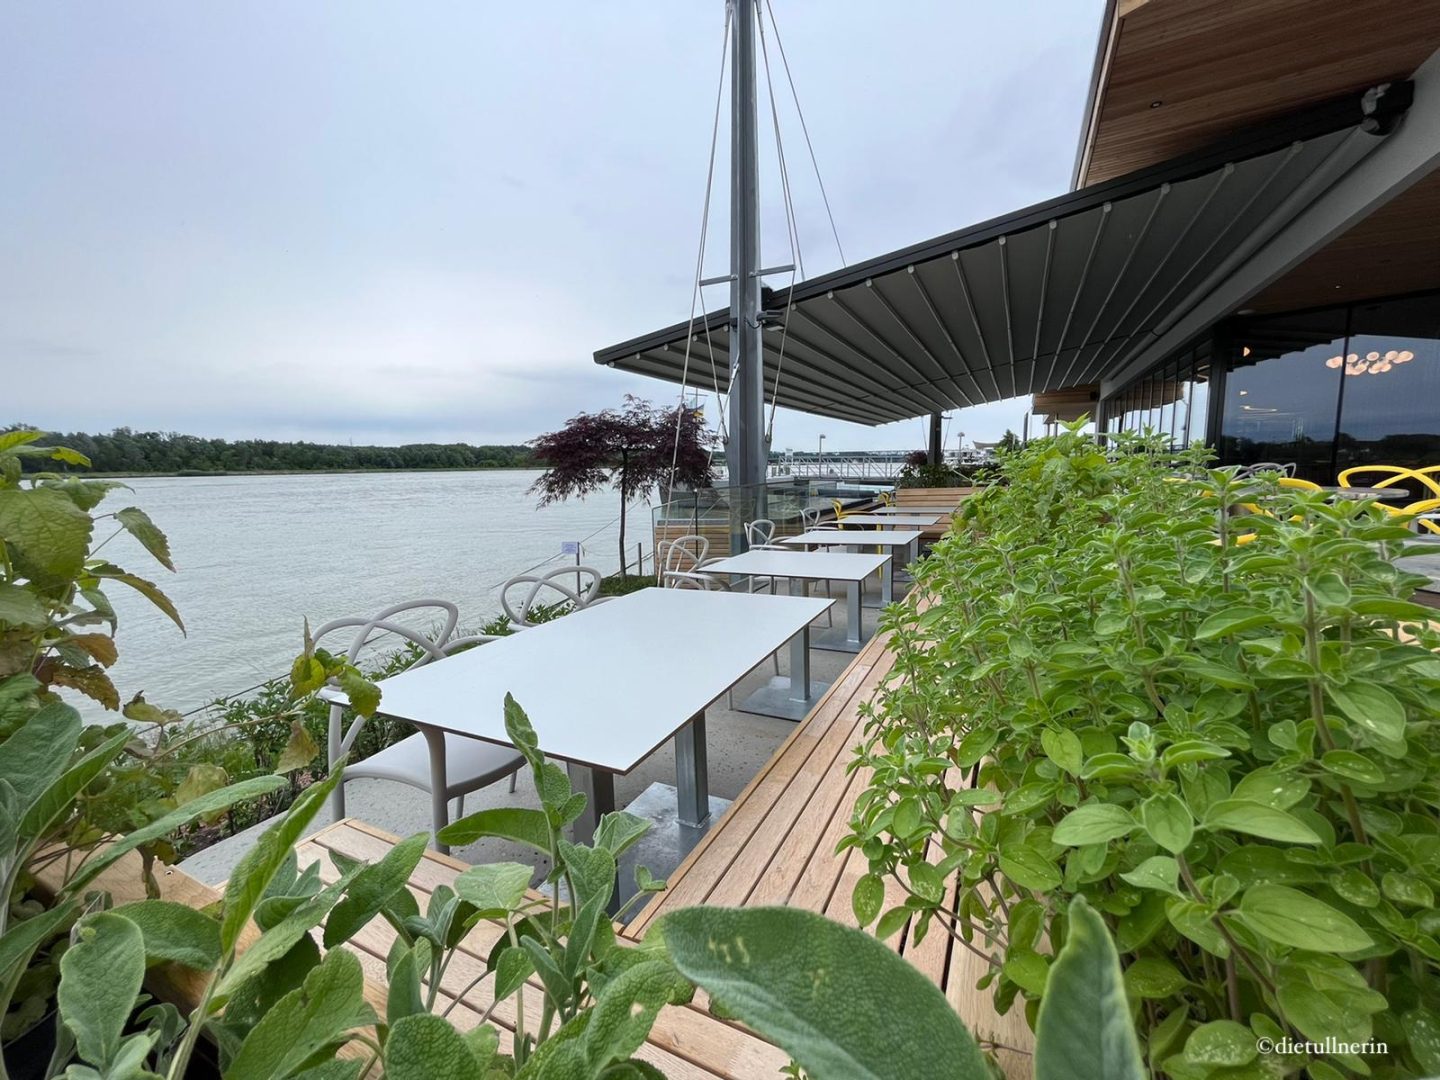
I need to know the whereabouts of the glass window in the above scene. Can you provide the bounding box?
[1335,294,1440,474]
[1220,309,1347,483]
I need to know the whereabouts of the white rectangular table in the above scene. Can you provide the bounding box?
[869,505,959,515]
[834,513,941,528]
[704,549,892,673]
[360,588,833,849]
[783,529,923,605]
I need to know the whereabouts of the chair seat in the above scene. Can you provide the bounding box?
[346,732,524,799]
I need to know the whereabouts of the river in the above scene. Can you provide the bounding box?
[87,471,649,721]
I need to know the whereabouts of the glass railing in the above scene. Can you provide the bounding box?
[650,476,892,563]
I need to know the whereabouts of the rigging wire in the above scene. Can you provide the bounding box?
[763,0,846,267]
[667,4,733,489]
[755,5,802,440]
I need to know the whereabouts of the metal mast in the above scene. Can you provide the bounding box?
[727,0,765,548]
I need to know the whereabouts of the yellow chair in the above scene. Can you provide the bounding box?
[1380,496,1440,536]
[831,498,849,527]
[1337,465,1440,500]
[1239,475,1322,517]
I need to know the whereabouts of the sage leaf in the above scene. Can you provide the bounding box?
[228,949,373,1080]
[112,900,221,970]
[385,1013,487,1080]
[324,830,430,947]
[59,912,146,1069]
[664,905,988,1080]
[436,805,552,852]
[1033,896,1145,1080]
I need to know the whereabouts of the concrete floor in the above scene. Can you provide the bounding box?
[179,588,876,888]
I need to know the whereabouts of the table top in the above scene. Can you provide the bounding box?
[703,549,891,583]
[783,529,924,547]
[833,514,941,527]
[1318,485,1412,500]
[361,588,833,773]
[869,505,959,513]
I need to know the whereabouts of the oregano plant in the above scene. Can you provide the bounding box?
[847,425,1440,1079]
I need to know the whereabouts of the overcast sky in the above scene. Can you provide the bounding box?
[3,2,1100,452]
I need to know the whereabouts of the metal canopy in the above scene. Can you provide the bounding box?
[595,94,1397,426]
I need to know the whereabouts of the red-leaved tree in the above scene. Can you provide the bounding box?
[530,396,715,574]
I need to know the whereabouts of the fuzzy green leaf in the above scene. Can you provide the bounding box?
[59,912,146,1069]
[1033,896,1145,1080]
[112,900,221,971]
[323,831,430,948]
[453,861,533,918]
[663,905,987,1080]
[228,949,373,1080]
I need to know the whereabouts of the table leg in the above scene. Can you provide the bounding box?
[846,579,863,647]
[565,764,616,847]
[789,578,812,701]
[674,710,709,828]
[881,556,894,605]
[421,725,451,855]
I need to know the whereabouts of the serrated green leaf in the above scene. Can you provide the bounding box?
[89,561,184,634]
[114,506,175,572]
[0,487,93,584]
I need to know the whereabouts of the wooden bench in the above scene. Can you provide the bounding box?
[892,486,971,542]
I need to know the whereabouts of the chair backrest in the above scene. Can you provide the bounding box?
[800,506,823,529]
[1277,477,1323,492]
[1238,462,1295,478]
[830,498,847,520]
[1338,464,1440,499]
[500,565,604,629]
[309,600,461,757]
[660,535,709,575]
[744,519,776,546]
[1383,496,1440,535]
[662,570,729,590]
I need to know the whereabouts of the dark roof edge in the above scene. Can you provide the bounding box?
[1070,0,1121,191]
[595,88,1381,366]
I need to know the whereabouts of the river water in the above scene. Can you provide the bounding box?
[87,471,648,720]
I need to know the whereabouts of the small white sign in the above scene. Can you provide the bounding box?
[560,541,581,556]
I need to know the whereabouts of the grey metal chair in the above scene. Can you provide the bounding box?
[315,600,524,847]
[500,564,607,628]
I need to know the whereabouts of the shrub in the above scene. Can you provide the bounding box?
[848,425,1440,1079]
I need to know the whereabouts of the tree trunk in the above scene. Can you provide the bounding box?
[617,452,628,575]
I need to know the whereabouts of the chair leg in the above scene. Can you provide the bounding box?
[508,770,518,793]
[772,649,781,675]
[450,795,464,821]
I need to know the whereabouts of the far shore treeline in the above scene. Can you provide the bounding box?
[9,424,537,474]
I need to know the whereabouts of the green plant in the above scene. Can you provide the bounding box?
[895,451,972,490]
[848,424,1440,1079]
